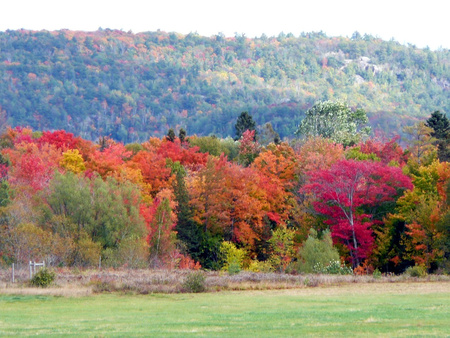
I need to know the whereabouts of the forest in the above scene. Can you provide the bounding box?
[0,105,449,275]
[0,29,449,142]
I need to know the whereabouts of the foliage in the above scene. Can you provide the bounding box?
[30,267,56,287]
[220,241,247,274]
[405,265,428,278]
[60,149,86,173]
[1,30,448,142]
[426,111,450,162]
[181,271,206,293]
[313,260,353,275]
[373,268,382,278]
[268,228,296,272]
[235,111,256,140]
[237,130,260,166]
[296,100,371,146]
[303,159,412,267]
[297,229,340,273]
[0,124,447,273]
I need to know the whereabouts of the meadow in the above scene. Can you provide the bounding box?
[0,281,449,336]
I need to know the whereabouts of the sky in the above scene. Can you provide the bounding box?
[0,0,448,50]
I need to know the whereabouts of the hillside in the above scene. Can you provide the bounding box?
[0,29,449,142]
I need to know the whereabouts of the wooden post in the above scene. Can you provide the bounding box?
[12,263,15,283]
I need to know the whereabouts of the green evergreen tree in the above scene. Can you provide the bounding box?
[426,111,450,162]
[235,111,256,140]
[171,164,202,261]
[166,128,176,142]
[178,128,187,143]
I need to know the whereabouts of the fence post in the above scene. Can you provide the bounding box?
[12,263,14,283]
[29,261,32,279]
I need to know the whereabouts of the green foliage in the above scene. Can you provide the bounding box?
[30,267,56,288]
[296,100,371,146]
[220,241,247,274]
[313,260,353,275]
[373,269,382,279]
[103,237,149,268]
[188,136,238,160]
[297,229,340,273]
[182,271,206,293]
[42,172,146,266]
[345,147,380,161]
[235,112,256,140]
[178,128,187,143]
[166,129,176,142]
[426,110,450,162]
[0,30,448,142]
[125,143,144,155]
[405,265,428,278]
[268,228,296,272]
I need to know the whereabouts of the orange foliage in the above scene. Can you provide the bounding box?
[296,136,344,173]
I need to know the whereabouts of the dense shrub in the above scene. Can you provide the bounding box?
[313,260,353,275]
[220,242,246,275]
[373,269,382,279]
[405,265,427,277]
[30,268,56,287]
[182,271,206,293]
[297,229,340,273]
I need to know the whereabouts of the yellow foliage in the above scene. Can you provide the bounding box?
[60,149,86,173]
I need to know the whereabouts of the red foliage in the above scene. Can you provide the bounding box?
[85,143,132,178]
[38,130,80,151]
[156,139,207,170]
[303,159,412,266]
[359,136,409,166]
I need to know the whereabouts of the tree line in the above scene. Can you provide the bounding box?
[0,104,448,274]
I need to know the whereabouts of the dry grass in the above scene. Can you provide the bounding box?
[0,267,449,296]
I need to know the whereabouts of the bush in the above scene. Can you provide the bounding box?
[405,265,427,278]
[373,269,382,279]
[313,260,353,275]
[228,262,241,275]
[247,260,274,273]
[220,241,246,275]
[182,271,206,293]
[30,267,56,287]
[297,229,340,273]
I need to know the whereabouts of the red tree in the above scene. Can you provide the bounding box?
[303,159,412,266]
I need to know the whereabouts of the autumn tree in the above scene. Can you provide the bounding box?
[237,130,261,166]
[303,159,412,267]
[141,192,178,268]
[380,160,450,272]
[403,121,436,165]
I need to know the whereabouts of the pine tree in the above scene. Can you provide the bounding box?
[235,111,256,140]
[426,111,450,162]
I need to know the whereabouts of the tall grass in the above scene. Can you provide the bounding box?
[1,267,449,295]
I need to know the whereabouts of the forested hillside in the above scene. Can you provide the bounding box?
[0,29,449,142]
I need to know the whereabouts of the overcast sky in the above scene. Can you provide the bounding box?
[0,0,448,50]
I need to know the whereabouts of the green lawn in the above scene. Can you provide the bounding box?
[0,283,449,336]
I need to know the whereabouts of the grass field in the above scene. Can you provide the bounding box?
[0,282,449,336]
